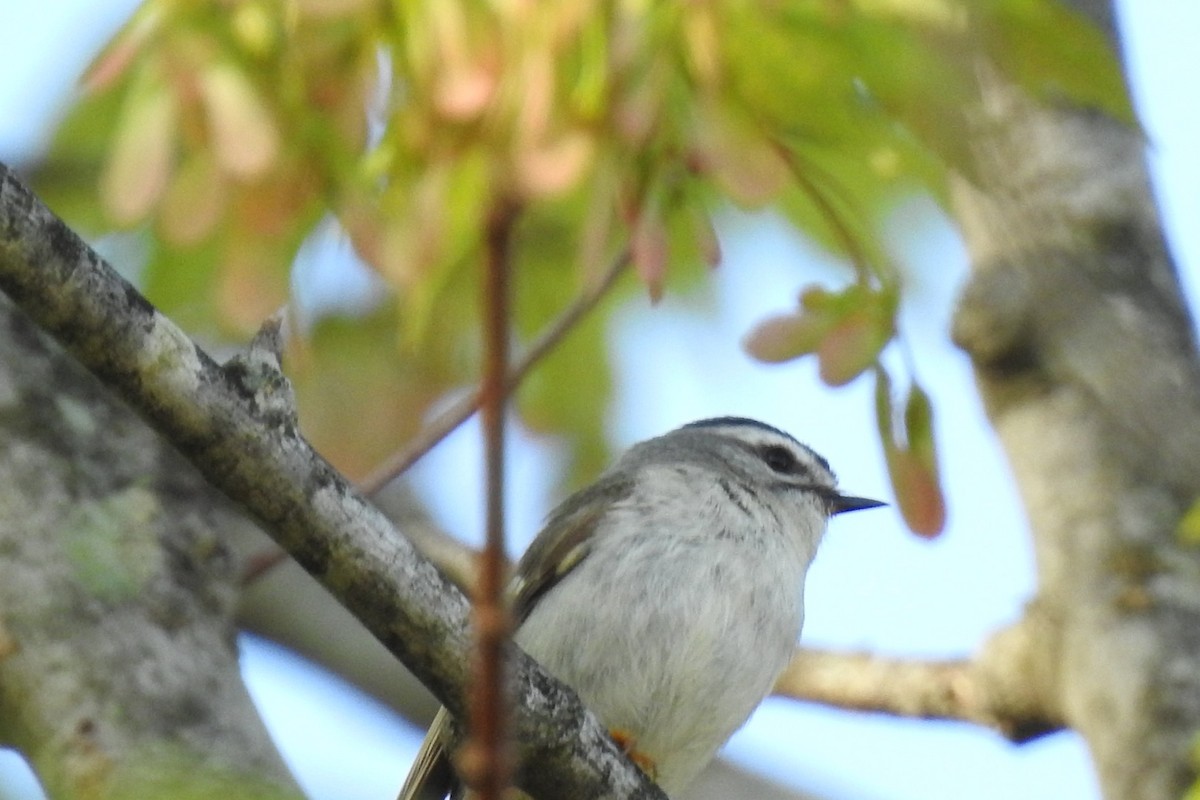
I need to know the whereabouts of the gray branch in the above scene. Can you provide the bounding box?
[948,15,1200,799]
[0,287,302,799]
[0,162,663,800]
[775,616,1062,742]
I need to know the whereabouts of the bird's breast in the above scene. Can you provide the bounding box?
[515,530,805,793]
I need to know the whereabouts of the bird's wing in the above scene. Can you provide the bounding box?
[509,473,634,624]
[396,707,456,800]
[398,474,634,800]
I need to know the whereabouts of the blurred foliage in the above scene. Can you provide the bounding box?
[744,283,897,386]
[1188,734,1200,800]
[35,0,1127,520]
[1177,500,1200,548]
[286,301,467,480]
[875,367,945,537]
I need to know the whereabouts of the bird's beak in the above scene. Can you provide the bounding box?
[829,494,887,515]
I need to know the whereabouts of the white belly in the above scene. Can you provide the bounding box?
[515,530,806,794]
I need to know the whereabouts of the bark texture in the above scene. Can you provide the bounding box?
[948,13,1200,798]
[776,616,1061,742]
[3,2,1192,797]
[0,162,664,800]
[0,290,301,799]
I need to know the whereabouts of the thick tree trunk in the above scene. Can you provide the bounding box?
[0,161,669,800]
[4,2,1192,797]
[949,5,1200,797]
[0,294,302,799]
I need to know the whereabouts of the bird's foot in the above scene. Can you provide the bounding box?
[610,729,658,782]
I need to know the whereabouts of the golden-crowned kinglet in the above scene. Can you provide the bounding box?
[398,417,883,799]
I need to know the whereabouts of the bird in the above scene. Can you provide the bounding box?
[397,416,883,799]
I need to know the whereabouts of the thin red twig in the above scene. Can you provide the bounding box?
[462,196,521,800]
[241,250,631,588]
[358,247,630,496]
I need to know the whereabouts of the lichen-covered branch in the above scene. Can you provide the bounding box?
[0,161,664,800]
[0,293,301,798]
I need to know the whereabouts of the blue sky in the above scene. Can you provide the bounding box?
[0,4,1196,800]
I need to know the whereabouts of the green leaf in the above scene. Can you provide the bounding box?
[631,208,669,304]
[140,236,223,333]
[817,285,894,385]
[100,69,178,226]
[199,61,281,178]
[510,197,618,484]
[900,383,946,536]
[905,382,938,468]
[889,448,946,538]
[745,283,893,381]
[692,101,789,208]
[742,312,829,363]
[1177,500,1200,548]
[34,0,1132,500]
[32,85,126,231]
[874,364,896,442]
[159,150,228,246]
[517,311,613,486]
[290,303,464,481]
[983,0,1134,123]
[840,16,978,182]
[817,308,887,386]
[1186,735,1200,800]
[874,368,946,538]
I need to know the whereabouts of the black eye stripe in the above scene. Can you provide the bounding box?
[715,437,821,482]
[759,444,797,473]
[682,418,834,475]
[758,444,820,479]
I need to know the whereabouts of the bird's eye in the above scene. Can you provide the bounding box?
[759,444,801,475]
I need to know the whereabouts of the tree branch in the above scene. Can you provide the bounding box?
[0,162,665,800]
[463,196,520,798]
[946,10,1200,795]
[232,244,634,596]
[0,291,303,799]
[775,618,1064,743]
[358,248,630,496]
